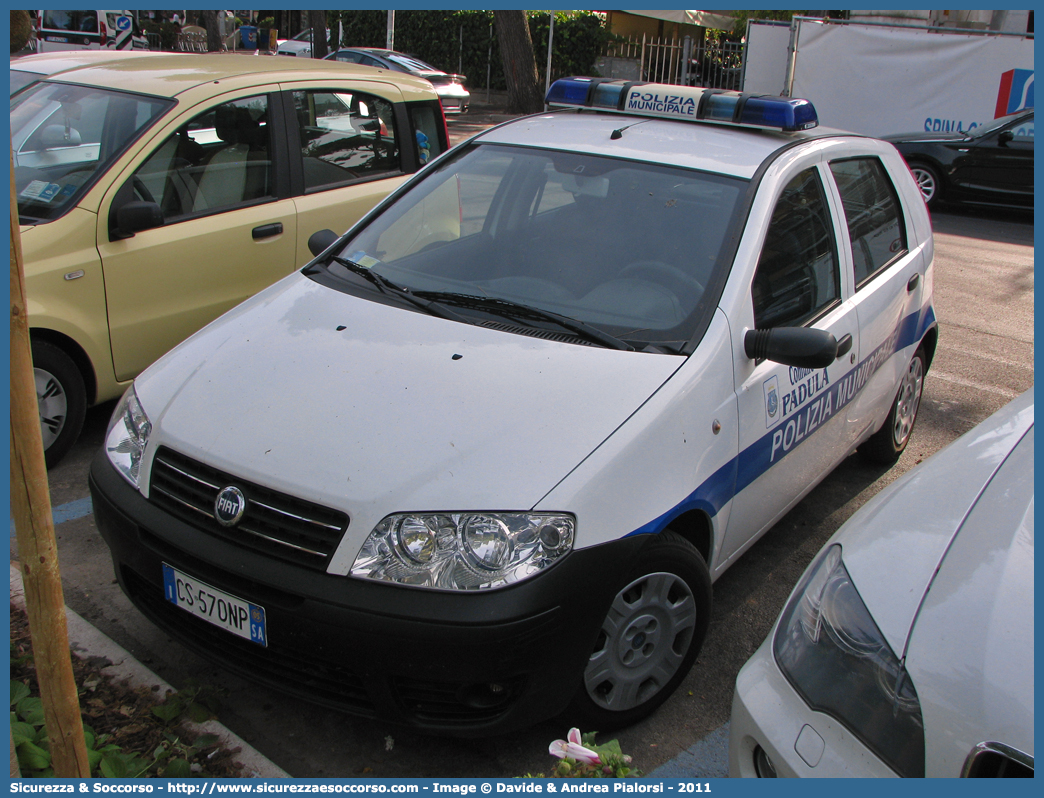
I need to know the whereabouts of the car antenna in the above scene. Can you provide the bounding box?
[610,120,647,140]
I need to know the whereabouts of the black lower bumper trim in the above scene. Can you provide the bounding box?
[89,450,649,734]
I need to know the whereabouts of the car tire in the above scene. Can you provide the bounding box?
[567,530,712,730]
[910,163,941,209]
[860,347,925,466]
[32,340,87,469]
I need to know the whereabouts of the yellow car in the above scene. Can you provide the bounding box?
[12,54,449,466]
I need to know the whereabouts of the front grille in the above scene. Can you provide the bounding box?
[149,447,348,570]
[123,568,375,716]
[963,743,1034,777]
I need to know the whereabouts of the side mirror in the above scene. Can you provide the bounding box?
[114,201,163,239]
[744,327,843,369]
[308,229,340,257]
[998,130,1014,146]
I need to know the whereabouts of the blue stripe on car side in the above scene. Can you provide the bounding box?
[626,301,936,538]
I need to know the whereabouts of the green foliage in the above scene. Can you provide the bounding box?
[10,677,221,778]
[330,10,612,92]
[525,730,641,778]
[11,9,33,53]
[151,684,222,725]
[140,20,180,51]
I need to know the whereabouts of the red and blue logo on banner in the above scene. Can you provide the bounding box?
[995,69,1034,117]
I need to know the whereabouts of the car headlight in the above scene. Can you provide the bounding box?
[773,544,925,777]
[351,512,575,591]
[105,386,151,489]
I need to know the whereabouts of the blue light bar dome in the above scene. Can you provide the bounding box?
[545,77,818,133]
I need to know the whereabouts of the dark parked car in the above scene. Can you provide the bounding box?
[884,108,1033,209]
[325,47,469,114]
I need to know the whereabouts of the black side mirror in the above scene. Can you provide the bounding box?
[308,229,340,257]
[998,130,1015,146]
[113,201,163,239]
[744,327,842,369]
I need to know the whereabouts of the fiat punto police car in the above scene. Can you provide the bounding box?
[90,78,938,734]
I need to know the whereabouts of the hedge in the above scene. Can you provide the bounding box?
[330,10,615,91]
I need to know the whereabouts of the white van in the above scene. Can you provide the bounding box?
[35,10,147,52]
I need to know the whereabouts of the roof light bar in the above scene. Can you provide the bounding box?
[545,77,819,133]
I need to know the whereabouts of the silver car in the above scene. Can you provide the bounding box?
[326,47,470,114]
[730,390,1034,777]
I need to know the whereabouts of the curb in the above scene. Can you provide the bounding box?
[10,563,290,779]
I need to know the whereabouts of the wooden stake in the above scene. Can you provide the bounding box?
[9,149,90,777]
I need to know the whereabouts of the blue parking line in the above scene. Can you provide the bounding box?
[650,722,730,778]
[9,497,93,535]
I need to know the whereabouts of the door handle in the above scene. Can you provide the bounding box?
[907,273,920,292]
[252,222,283,240]
[835,333,853,360]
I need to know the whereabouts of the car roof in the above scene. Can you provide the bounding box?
[11,50,170,77]
[472,110,850,180]
[37,53,440,100]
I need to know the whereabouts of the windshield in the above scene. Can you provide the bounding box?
[386,54,439,74]
[312,143,745,351]
[970,111,1031,138]
[11,81,171,223]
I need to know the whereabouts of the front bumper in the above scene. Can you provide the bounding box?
[89,450,646,735]
[728,637,897,777]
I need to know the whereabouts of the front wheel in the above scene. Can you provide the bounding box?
[910,163,941,209]
[32,340,87,469]
[567,530,711,730]
[860,347,925,465]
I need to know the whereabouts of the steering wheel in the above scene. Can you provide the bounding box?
[618,260,705,300]
[132,176,157,204]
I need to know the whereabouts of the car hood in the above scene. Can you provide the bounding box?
[835,391,1033,658]
[883,131,970,144]
[135,273,682,553]
[905,414,1034,771]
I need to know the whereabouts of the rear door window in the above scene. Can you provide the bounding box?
[292,89,401,191]
[828,158,907,287]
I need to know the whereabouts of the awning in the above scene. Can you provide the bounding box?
[621,10,736,31]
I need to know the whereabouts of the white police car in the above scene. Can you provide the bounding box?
[90,78,938,733]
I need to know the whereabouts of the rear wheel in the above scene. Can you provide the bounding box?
[567,530,711,730]
[860,347,925,465]
[32,340,87,469]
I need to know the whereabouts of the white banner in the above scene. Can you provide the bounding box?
[743,21,791,96]
[789,21,1034,137]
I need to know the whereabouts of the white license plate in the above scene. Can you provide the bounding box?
[46,36,70,43]
[162,564,267,647]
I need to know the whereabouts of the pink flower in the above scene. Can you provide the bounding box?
[549,728,601,765]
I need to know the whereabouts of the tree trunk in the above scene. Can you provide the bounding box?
[202,10,223,52]
[10,149,91,778]
[308,10,328,59]
[493,11,544,114]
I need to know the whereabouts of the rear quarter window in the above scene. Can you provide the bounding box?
[408,101,448,166]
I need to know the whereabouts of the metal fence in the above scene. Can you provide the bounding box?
[602,34,744,89]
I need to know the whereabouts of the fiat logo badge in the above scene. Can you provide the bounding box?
[214,486,247,527]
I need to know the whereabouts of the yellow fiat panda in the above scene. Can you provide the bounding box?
[12,53,448,465]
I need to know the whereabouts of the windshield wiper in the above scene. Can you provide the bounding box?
[327,257,465,323]
[412,291,635,351]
